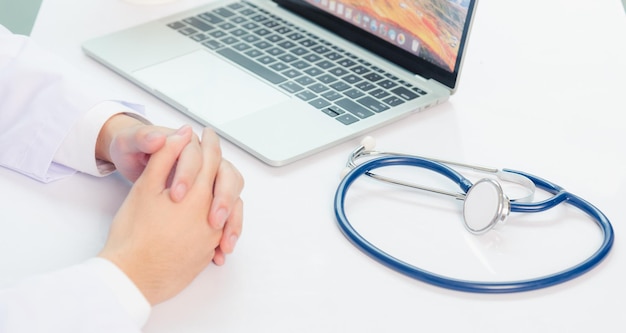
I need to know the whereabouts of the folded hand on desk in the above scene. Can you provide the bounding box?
[98,125,244,305]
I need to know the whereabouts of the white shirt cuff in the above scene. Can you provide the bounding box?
[82,257,152,327]
[53,101,149,177]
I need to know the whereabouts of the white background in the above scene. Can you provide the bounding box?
[1,0,625,332]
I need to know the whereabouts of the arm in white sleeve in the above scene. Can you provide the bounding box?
[0,258,151,333]
[0,25,147,182]
[53,101,149,178]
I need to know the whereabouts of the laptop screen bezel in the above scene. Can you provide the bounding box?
[272,0,477,92]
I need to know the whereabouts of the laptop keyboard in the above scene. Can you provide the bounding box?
[166,1,427,125]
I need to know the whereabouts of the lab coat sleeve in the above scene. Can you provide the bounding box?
[0,258,151,333]
[0,25,147,182]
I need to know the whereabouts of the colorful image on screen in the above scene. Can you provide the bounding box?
[304,0,470,72]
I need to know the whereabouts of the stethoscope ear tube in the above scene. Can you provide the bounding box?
[335,156,614,293]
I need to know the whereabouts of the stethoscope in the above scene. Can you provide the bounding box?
[334,137,614,293]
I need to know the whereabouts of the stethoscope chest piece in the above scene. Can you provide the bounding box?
[463,178,510,234]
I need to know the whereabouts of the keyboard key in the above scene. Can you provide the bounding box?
[275,26,292,34]
[316,60,335,69]
[312,45,331,54]
[344,89,365,99]
[295,76,315,85]
[217,48,287,84]
[309,83,329,93]
[244,49,263,58]
[291,60,310,69]
[321,105,345,117]
[263,20,280,28]
[214,8,236,18]
[277,41,296,49]
[377,79,398,89]
[251,14,268,22]
[202,40,223,50]
[337,59,357,68]
[336,113,359,125]
[270,62,289,71]
[266,47,285,56]
[230,16,247,24]
[357,96,390,113]
[336,98,375,118]
[231,29,247,37]
[321,90,342,101]
[328,67,349,76]
[179,27,198,36]
[303,67,324,76]
[290,47,309,56]
[254,41,272,49]
[317,74,337,84]
[325,52,343,61]
[369,89,390,99]
[391,86,419,100]
[254,28,272,36]
[241,22,259,30]
[412,87,428,95]
[363,72,383,81]
[209,30,227,38]
[342,74,362,84]
[309,98,331,109]
[221,36,239,45]
[282,69,302,78]
[355,81,376,91]
[167,21,186,30]
[190,33,209,42]
[266,34,284,43]
[329,81,350,92]
[296,90,317,101]
[300,39,317,47]
[383,96,405,106]
[218,22,237,30]
[257,55,276,64]
[287,32,305,40]
[184,17,213,31]
[199,12,224,24]
[280,81,304,93]
[232,42,251,51]
[351,66,370,75]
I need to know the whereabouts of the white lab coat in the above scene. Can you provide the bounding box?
[0,26,150,332]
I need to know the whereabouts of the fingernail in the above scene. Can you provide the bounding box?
[215,208,228,228]
[175,125,190,136]
[229,234,239,249]
[172,183,187,202]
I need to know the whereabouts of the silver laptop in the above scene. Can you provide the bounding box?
[83,0,478,166]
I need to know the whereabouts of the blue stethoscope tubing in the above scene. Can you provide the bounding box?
[334,155,614,293]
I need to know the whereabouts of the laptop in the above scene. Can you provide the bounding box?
[83,0,478,166]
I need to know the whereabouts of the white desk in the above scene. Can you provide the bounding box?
[2,0,625,331]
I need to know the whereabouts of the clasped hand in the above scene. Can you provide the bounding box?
[96,115,244,305]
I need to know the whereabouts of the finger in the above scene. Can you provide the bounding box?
[169,132,202,202]
[193,128,222,188]
[208,159,245,229]
[219,198,243,255]
[212,248,225,266]
[128,126,168,155]
[138,126,192,191]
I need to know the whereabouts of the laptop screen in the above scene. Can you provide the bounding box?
[274,0,477,91]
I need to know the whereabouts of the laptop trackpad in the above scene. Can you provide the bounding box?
[133,50,289,125]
